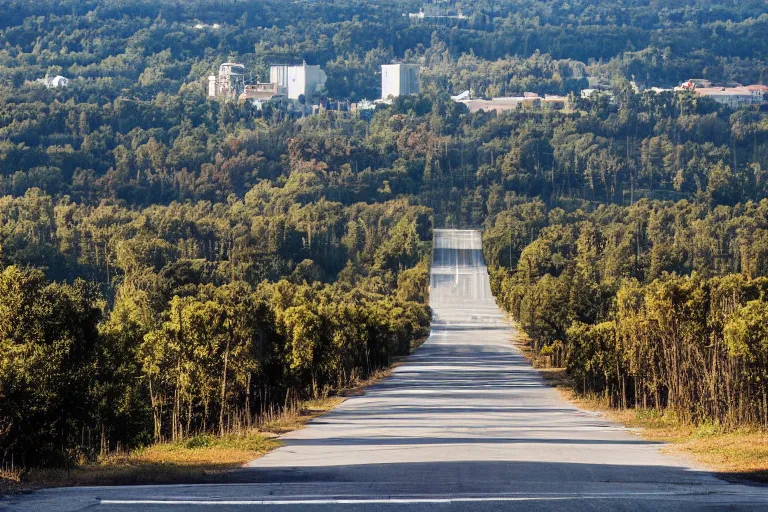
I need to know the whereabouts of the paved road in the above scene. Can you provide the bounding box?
[5,229,768,511]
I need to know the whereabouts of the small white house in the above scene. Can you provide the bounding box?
[451,90,470,101]
[37,75,70,89]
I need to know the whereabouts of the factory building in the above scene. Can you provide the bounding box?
[208,62,246,99]
[693,86,764,108]
[381,64,420,99]
[239,83,282,103]
[269,65,289,92]
[269,64,327,100]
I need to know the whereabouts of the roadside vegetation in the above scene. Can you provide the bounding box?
[0,396,341,494]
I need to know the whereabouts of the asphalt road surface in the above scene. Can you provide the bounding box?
[5,229,768,511]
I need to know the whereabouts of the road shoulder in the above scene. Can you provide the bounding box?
[508,319,768,485]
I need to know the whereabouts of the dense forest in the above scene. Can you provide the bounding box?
[2,0,768,469]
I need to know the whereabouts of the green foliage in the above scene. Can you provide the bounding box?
[0,266,102,466]
[0,190,432,465]
[489,199,768,426]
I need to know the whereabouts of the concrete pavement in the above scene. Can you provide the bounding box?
[4,229,768,511]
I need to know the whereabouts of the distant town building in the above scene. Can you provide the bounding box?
[37,74,69,89]
[458,94,571,113]
[352,99,377,120]
[694,87,765,108]
[269,65,290,92]
[645,87,674,94]
[270,64,327,100]
[676,81,767,108]
[748,85,768,94]
[541,95,570,110]
[208,63,245,99]
[581,88,614,100]
[381,63,420,99]
[193,23,222,30]
[408,5,467,22]
[687,79,713,88]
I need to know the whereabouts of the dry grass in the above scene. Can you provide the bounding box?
[259,396,345,434]
[20,432,281,489]
[0,468,24,496]
[676,430,768,481]
[510,328,768,484]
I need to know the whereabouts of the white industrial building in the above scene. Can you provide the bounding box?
[270,64,327,100]
[408,5,467,22]
[269,65,289,92]
[381,64,420,99]
[208,62,246,99]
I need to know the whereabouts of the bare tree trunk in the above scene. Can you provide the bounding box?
[149,380,162,442]
[245,373,252,429]
[219,334,231,436]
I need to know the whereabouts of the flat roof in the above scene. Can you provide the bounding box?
[695,87,754,96]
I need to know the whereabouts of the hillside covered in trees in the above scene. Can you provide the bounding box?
[2,0,768,470]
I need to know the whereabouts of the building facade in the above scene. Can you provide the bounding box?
[694,87,762,108]
[239,83,282,104]
[270,64,327,100]
[269,65,289,93]
[381,64,420,99]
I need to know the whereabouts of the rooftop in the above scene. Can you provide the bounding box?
[695,86,757,96]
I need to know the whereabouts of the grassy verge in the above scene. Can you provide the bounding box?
[511,326,768,484]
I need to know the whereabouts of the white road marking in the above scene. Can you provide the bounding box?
[100,491,709,506]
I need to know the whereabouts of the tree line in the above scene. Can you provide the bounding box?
[3,82,768,229]
[0,189,432,466]
[485,198,768,427]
